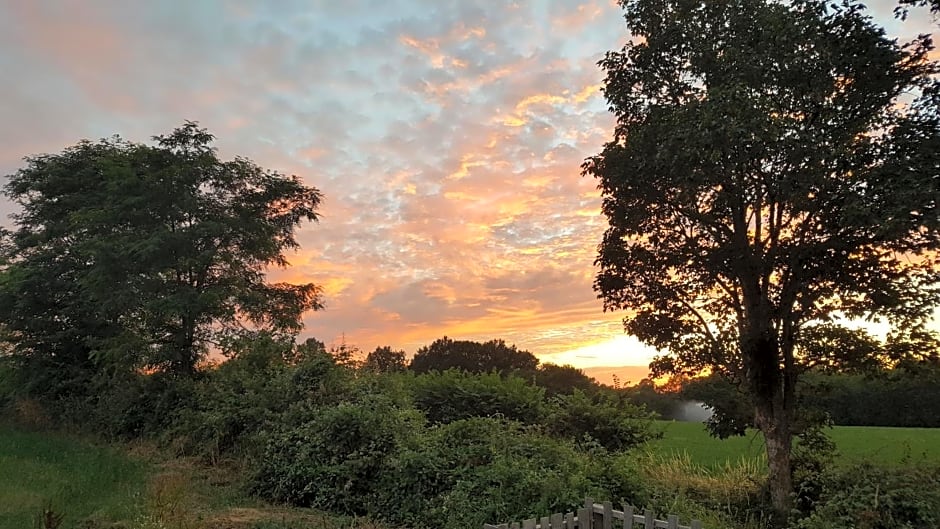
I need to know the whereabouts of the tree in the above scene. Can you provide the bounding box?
[409,336,539,374]
[531,363,599,396]
[897,0,940,17]
[363,346,407,373]
[584,0,940,523]
[0,123,323,381]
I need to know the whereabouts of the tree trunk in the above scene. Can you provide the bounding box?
[755,399,792,528]
[743,327,793,528]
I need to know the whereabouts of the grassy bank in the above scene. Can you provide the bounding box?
[650,420,940,467]
[0,426,149,529]
[0,425,383,529]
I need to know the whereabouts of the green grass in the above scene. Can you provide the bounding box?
[0,425,392,529]
[0,426,149,529]
[648,420,940,467]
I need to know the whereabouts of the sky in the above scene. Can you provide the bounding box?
[0,0,936,383]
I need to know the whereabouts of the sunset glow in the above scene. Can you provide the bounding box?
[0,1,936,377]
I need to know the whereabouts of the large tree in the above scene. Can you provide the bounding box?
[584,0,940,523]
[409,336,539,374]
[0,123,323,381]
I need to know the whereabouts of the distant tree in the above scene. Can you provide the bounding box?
[532,363,599,396]
[0,123,323,383]
[409,336,539,374]
[328,337,362,369]
[363,346,406,373]
[622,378,682,420]
[585,0,940,522]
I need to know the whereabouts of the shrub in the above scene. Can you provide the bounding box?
[410,369,546,425]
[250,396,424,513]
[547,390,659,451]
[793,463,940,529]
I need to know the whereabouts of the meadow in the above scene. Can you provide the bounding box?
[649,420,940,467]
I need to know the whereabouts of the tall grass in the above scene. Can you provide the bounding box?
[637,451,770,529]
[0,427,149,529]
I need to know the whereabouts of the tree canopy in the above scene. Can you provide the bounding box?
[585,0,940,523]
[0,123,323,382]
[409,336,539,374]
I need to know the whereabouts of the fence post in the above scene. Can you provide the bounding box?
[643,510,654,529]
[666,514,678,529]
[623,505,634,529]
[577,506,591,529]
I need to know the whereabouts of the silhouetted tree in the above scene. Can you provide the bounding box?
[409,336,538,374]
[363,346,406,373]
[532,363,599,396]
[0,123,323,383]
[586,1,940,522]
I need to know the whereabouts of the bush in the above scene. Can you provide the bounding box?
[547,390,659,451]
[172,336,356,461]
[250,396,424,513]
[88,371,196,440]
[429,421,647,529]
[410,369,546,425]
[793,463,940,529]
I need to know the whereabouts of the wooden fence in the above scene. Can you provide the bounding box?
[483,498,702,529]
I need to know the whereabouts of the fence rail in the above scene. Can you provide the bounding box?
[483,498,702,529]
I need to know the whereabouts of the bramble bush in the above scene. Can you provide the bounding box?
[252,412,650,529]
[792,462,940,529]
[547,390,659,451]
[410,369,546,425]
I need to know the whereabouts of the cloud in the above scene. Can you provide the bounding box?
[1,0,933,368]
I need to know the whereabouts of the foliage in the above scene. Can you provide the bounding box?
[251,396,425,515]
[681,374,754,438]
[253,413,648,529]
[792,463,940,529]
[362,346,406,373]
[547,390,659,451]
[170,334,295,461]
[410,369,546,425]
[409,336,538,374]
[897,0,940,17]
[621,379,682,420]
[531,363,600,396]
[586,0,940,520]
[0,122,323,381]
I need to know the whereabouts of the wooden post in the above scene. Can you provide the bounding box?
[523,518,536,529]
[643,510,654,529]
[602,501,613,529]
[565,512,576,529]
[578,507,591,529]
[666,514,678,529]
[622,505,634,529]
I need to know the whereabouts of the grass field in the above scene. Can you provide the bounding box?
[0,427,149,529]
[649,420,940,467]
